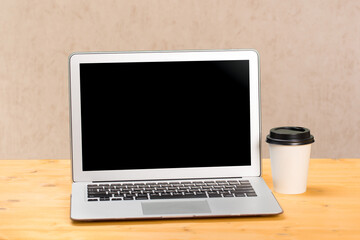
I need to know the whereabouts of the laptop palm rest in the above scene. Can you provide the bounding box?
[141,200,211,215]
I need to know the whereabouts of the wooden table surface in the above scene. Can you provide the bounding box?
[0,159,359,240]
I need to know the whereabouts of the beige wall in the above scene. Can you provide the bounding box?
[0,0,359,159]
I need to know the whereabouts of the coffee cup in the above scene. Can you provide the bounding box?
[266,126,315,194]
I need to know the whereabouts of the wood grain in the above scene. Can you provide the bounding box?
[0,159,359,240]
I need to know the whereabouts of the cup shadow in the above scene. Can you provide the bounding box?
[304,186,327,196]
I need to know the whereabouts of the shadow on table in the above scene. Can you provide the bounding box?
[71,213,285,227]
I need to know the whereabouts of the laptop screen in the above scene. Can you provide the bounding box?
[79,60,251,171]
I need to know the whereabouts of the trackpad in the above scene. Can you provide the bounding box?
[142,200,211,215]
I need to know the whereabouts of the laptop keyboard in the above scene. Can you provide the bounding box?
[87,179,257,201]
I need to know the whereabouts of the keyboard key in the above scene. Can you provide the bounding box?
[150,193,207,199]
[194,182,205,186]
[208,193,222,198]
[87,189,99,193]
[135,194,148,200]
[172,193,184,197]
[88,193,111,198]
[234,193,246,197]
[228,180,239,184]
[240,182,251,186]
[88,184,98,187]
[135,196,148,200]
[246,193,257,197]
[123,196,134,200]
[100,198,110,201]
[223,193,234,197]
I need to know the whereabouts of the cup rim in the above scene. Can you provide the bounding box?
[266,126,315,145]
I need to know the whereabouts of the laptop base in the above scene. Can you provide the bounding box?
[71,177,282,221]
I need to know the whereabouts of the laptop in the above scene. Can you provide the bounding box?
[69,49,283,221]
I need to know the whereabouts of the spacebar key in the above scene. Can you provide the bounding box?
[150,193,207,199]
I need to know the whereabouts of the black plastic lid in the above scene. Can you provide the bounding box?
[266,126,314,146]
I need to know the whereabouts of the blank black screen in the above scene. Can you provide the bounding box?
[79,60,251,171]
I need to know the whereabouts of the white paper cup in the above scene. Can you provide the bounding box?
[266,127,314,194]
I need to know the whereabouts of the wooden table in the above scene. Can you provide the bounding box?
[0,159,359,240]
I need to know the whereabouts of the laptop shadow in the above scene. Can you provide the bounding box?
[71,214,285,227]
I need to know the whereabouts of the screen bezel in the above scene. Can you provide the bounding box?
[69,50,261,182]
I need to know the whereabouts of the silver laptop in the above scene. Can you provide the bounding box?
[69,49,283,221]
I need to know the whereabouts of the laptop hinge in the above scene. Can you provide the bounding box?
[91,176,243,183]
